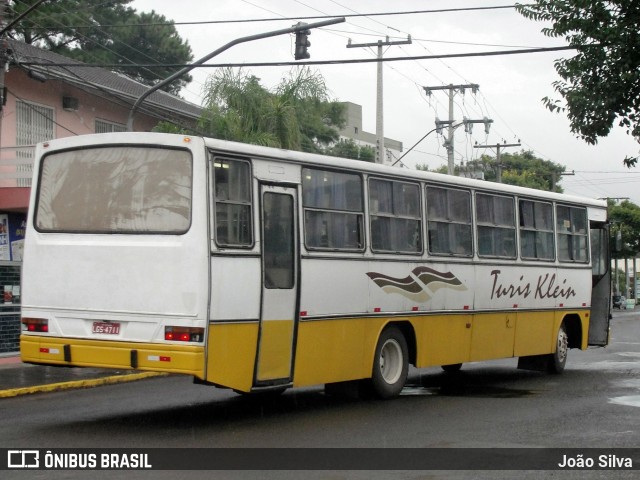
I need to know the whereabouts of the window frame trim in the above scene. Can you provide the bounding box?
[302,166,365,253]
[368,176,423,255]
[212,155,255,249]
[425,184,474,257]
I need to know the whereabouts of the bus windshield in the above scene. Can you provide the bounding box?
[35,146,192,234]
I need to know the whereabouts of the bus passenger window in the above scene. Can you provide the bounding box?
[369,178,421,253]
[426,186,472,256]
[476,193,516,258]
[557,205,588,262]
[519,199,554,260]
[302,168,364,251]
[214,158,252,247]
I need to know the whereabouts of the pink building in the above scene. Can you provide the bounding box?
[0,39,202,216]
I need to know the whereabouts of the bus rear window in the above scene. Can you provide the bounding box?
[35,146,192,234]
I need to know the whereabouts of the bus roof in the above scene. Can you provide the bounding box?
[36,132,608,211]
[202,135,608,210]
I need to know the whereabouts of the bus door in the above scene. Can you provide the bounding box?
[588,222,611,345]
[255,184,299,385]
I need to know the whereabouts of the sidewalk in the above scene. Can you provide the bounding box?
[0,353,165,398]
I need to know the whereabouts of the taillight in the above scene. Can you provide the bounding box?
[164,326,204,343]
[22,317,49,333]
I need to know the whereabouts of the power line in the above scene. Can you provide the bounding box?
[18,45,577,69]
[23,4,532,28]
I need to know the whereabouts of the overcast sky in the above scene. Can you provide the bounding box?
[132,0,640,204]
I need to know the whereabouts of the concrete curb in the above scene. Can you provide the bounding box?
[0,371,168,399]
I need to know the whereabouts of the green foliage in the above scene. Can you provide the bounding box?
[418,151,565,192]
[326,139,375,162]
[199,67,345,153]
[152,121,191,134]
[609,200,640,258]
[517,1,640,166]
[8,1,193,95]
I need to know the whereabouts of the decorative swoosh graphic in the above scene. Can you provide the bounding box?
[412,266,467,292]
[366,272,430,302]
[366,267,466,302]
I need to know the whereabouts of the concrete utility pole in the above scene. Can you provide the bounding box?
[423,84,488,175]
[348,36,412,164]
[473,142,521,183]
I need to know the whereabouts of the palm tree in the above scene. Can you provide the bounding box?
[199,67,344,152]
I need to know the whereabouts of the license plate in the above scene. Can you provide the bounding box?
[92,321,121,335]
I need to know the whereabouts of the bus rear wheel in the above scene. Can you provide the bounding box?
[371,326,409,399]
[548,322,568,374]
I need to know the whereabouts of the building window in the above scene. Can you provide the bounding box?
[95,119,127,133]
[16,100,55,187]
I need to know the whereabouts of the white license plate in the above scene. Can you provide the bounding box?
[92,322,121,335]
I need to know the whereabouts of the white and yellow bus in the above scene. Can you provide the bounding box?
[20,132,611,399]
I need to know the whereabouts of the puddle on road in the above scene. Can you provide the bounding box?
[609,395,640,408]
[608,373,640,408]
[401,384,535,399]
[616,352,640,359]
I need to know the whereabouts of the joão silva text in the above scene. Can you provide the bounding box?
[558,454,633,469]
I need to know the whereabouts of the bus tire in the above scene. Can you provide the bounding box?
[548,322,568,374]
[371,326,409,399]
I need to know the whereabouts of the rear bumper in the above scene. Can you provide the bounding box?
[20,335,205,378]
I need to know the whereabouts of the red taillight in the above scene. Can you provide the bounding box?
[22,317,49,333]
[164,326,204,343]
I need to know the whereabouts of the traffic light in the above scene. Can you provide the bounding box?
[294,22,311,60]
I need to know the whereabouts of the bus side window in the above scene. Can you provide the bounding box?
[426,186,472,256]
[476,193,516,258]
[213,158,253,247]
[369,178,422,254]
[557,205,588,263]
[302,168,364,251]
[519,199,554,260]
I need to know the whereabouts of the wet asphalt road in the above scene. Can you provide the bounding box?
[1,310,639,479]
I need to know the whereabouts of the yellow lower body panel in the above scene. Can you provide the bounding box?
[294,317,387,387]
[206,322,259,392]
[20,335,205,378]
[256,319,295,382]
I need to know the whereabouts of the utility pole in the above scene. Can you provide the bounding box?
[348,36,412,164]
[424,84,488,175]
[473,141,521,183]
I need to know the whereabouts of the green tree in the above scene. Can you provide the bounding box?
[199,67,345,152]
[326,139,375,162]
[517,1,640,166]
[8,1,193,95]
[418,151,565,192]
[609,200,640,260]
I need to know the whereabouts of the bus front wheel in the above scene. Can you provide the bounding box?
[548,323,568,374]
[371,326,409,399]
